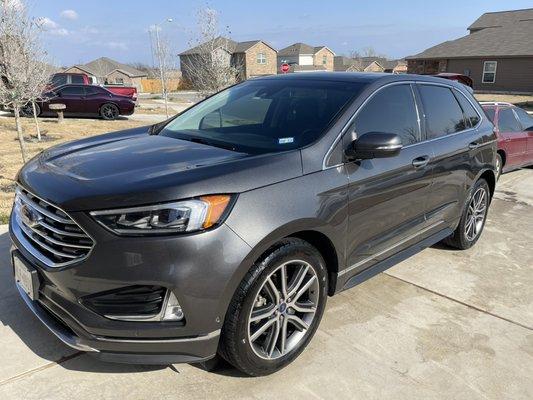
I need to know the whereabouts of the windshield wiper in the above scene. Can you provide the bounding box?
[179,136,238,152]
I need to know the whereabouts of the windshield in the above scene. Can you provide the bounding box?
[159,79,366,154]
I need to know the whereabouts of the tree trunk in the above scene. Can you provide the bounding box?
[14,106,28,163]
[32,101,41,141]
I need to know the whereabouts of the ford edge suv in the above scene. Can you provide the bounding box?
[9,73,497,376]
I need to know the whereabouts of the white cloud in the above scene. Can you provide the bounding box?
[107,41,128,51]
[37,17,59,29]
[81,26,99,34]
[60,9,78,20]
[50,28,69,36]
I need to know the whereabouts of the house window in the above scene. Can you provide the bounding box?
[482,61,497,83]
[322,55,327,65]
[115,78,124,84]
[257,53,266,64]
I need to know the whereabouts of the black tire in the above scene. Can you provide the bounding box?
[219,238,328,376]
[495,153,503,180]
[443,178,490,250]
[100,103,119,120]
[20,103,40,118]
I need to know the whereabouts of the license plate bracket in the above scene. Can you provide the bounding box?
[13,254,40,301]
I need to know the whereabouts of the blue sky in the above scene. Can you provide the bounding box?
[29,0,533,67]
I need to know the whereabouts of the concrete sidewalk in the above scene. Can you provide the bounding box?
[0,170,531,399]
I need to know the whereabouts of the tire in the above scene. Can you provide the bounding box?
[20,103,40,118]
[100,103,119,120]
[219,238,328,376]
[443,179,490,250]
[495,154,502,180]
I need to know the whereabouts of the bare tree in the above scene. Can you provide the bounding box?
[181,7,242,96]
[150,25,177,118]
[0,0,51,161]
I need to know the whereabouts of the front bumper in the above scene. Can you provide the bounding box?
[9,209,252,364]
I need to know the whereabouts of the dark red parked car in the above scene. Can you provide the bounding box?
[481,102,533,177]
[22,84,136,120]
[435,73,474,89]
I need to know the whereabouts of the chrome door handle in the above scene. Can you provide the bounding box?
[469,141,480,149]
[412,156,430,168]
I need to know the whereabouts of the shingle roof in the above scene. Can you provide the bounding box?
[406,21,533,59]
[80,57,146,77]
[278,43,316,56]
[179,37,275,56]
[468,8,533,31]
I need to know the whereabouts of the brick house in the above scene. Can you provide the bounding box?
[179,37,277,85]
[64,57,147,90]
[334,56,407,74]
[277,43,335,72]
[406,8,533,93]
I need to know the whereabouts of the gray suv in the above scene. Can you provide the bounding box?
[9,73,497,376]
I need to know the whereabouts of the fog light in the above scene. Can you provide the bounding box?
[162,292,184,321]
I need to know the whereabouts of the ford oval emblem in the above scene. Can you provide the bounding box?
[20,204,42,228]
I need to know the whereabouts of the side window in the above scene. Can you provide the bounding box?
[60,86,84,96]
[419,85,467,139]
[454,90,480,128]
[498,108,522,132]
[353,84,420,146]
[513,107,533,130]
[484,108,496,123]
[84,86,100,96]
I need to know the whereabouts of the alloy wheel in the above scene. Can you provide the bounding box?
[247,260,319,360]
[101,104,118,120]
[464,187,487,241]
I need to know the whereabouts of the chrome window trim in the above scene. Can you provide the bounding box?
[322,80,484,169]
[12,184,95,268]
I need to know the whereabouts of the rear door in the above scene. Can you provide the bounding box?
[497,107,528,168]
[513,107,533,165]
[343,83,434,276]
[417,84,482,227]
[82,86,105,114]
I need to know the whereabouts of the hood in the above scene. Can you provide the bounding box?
[18,126,303,211]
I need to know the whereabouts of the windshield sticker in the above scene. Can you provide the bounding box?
[278,137,294,144]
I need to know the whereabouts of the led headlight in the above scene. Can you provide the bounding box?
[90,195,233,235]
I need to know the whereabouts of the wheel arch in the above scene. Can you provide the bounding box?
[497,149,506,167]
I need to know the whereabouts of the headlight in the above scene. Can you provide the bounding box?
[90,195,233,235]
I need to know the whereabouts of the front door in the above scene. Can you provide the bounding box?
[342,83,433,277]
[52,85,85,114]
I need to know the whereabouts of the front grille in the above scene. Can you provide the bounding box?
[13,187,94,267]
[81,286,167,321]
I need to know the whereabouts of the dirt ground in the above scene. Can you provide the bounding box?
[0,116,148,222]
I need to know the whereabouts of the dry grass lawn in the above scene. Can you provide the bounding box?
[0,116,148,222]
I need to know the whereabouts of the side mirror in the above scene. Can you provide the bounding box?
[345,132,402,160]
[199,110,222,129]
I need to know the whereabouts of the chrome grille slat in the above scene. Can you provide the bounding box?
[13,187,95,267]
[17,218,79,259]
[16,189,75,225]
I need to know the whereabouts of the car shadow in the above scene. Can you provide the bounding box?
[0,230,163,374]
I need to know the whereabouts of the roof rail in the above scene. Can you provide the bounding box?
[479,101,514,106]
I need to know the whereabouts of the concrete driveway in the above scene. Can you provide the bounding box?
[0,170,531,400]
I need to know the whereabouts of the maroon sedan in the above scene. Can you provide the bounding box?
[22,84,136,120]
[481,102,533,177]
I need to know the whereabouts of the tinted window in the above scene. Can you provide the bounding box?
[419,85,467,139]
[484,107,496,123]
[353,84,420,145]
[498,108,522,132]
[454,90,480,128]
[51,75,67,86]
[513,107,533,130]
[161,80,365,154]
[60,86,84,96]
[84,86,102,95]
[70,75,85,84]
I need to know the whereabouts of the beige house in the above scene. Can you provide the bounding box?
[64,57,147,90]
[179,37,277,85]
[277,43,335,72]
[334,56,407,74]
[407,9,533,93]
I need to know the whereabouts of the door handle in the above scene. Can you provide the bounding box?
[468,141,480,149]
[412,156,430,168]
